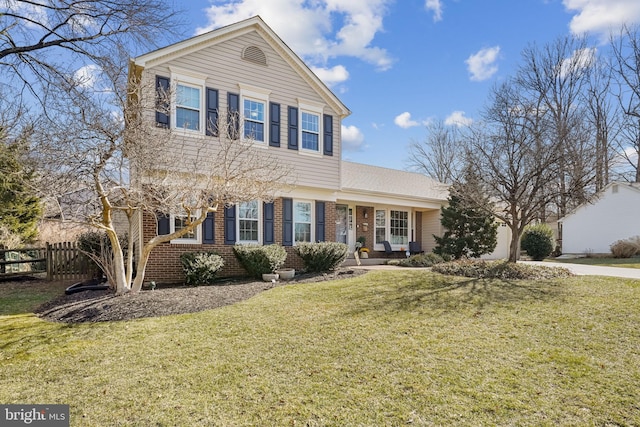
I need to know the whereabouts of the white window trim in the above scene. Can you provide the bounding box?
[239,84,271,145]
[170,67,207,135]
[170,212,202,244]
[297,98,324,156]
[372,207,411,251]
[236,200,262,244]
[293,199,314,245]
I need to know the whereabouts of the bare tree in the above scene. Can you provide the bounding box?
[584,53,618,191]
[611,24,640,182]
[32,58,294,294]
[465,80,562,262]
[0,0,182,103]
[407,120,464,184]
[615,115,640,182]
[516,35,596,218]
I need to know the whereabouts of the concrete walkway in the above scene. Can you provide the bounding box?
[520,261,640,280]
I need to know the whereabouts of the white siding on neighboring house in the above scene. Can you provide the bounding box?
[561,183,640,254]
[481,221,511,260]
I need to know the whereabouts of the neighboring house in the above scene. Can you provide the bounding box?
[129,16,451,283]
[560,182,640,254]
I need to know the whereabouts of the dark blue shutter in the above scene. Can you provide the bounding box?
[323,114,333,156]
[206,88,219,136]
[282,198,293,246]
[263,202,275,244]
[203,212,215,244]
[155,76,170,128]
[228,93,240,139]
[269,102,280,147]
[288,106,298,150]
[315,201,326,242]
[157,213,170,235]
[224,206,236,245]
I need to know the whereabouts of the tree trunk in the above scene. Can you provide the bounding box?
[508,224,521,263]
[106,228,129,295]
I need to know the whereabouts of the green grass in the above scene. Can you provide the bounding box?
[551,256,640,269]
[0,278,70,315]
[1,271,640,426]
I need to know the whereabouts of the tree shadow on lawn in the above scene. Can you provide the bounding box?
[345,272,567,316]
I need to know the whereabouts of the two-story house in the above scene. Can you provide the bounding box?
[129,16,448,283]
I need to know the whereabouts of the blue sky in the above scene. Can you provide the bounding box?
[166,1,638,170]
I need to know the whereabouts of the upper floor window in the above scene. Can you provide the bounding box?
[170,67,207,135]
[297,98,324,154]
[294,200,312,244]
[243,99,265,142]
[176,84,201,131]
[238,200,260,243]
[239,83,271,144]
[301,112,319,151]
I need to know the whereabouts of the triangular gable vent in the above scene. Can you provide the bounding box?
[242,46,267,66]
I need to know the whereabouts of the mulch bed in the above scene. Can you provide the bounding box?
[32,268,368,324]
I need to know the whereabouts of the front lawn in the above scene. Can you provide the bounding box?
[1,270,639,425]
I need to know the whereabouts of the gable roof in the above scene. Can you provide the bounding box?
[341,161,449,202]
[560,181,640,222]
[131,15,350,118]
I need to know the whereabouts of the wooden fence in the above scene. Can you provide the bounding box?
[0,243,93,282]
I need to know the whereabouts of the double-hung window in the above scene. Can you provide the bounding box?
[294,200,312,244]
[238,200,260,243]
[170,67,207,134]
[171,213,200,244]
[239,84,270,144]
[297,99,324,153]
[176,84,201,131]
[243,99,265,142]
[301,112,319,151]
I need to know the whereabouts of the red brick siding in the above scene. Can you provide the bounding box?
[141,199,337,284]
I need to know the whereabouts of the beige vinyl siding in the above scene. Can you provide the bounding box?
[145,30,341,191]
[420,209,442,253]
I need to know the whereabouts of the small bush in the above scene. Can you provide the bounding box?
[610,238,640,258]
[294,242,349,273]
[395,252,446,268]
[521,224,554,261]
[180,252,225,286]
[432,260,572,280]
[233,244,287,279]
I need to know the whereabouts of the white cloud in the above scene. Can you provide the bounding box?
[564,0,640,37]
[425,0,443,22]
[445,111,473,127]
[311,65,350,86]
[1,1,50,29]
[560,47,596,77]
[465,46,501,81]
[394,112,422,129]
[342,124,365,151]
[196,0,394,71]
[73,64,101,89]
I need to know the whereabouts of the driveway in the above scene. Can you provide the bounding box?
[520,261,640,280]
